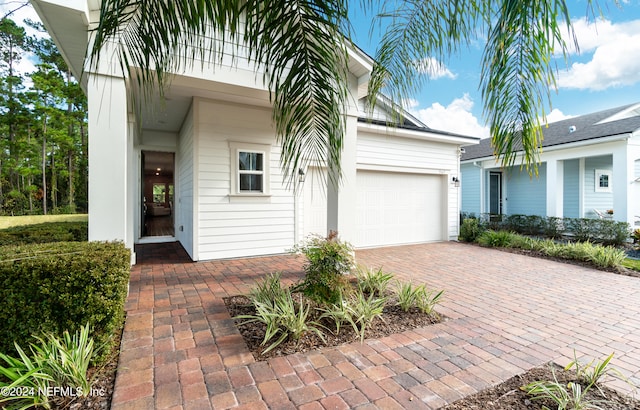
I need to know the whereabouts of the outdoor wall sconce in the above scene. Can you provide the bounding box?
[298,168,306,183]
[452,176,460,187]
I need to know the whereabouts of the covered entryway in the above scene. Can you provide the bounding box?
[355,171,444,247]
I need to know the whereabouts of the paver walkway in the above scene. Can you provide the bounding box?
[110,242,640,409]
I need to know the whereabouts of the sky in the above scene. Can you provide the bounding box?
[3,1,640,139]
[348,1,640,138]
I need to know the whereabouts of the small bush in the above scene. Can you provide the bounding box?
[588,245,626,269]
[248,272,288,306]
[0,241,130,364]
[238,290,324,354]
[0,222,88,246]
[356,266,393,297]
[291,232,355,305]
[459,218,483,242]
[0,325,98,410]
[476,230,517,248]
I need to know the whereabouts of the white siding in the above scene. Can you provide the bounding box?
[196,99,295,260]
[357,133,459,239]
[176,105,195,259]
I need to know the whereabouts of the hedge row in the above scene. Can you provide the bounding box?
[0,221,88,246]
[0,241,130,363]
[460,213,630,246]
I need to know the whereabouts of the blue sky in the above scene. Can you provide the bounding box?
[349,1,640,138]
[4,1,640,139]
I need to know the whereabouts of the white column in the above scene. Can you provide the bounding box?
[326,114,358,241]
[578,158,585,217]
[546,159,564,217]
[612,142,635,225]
[87,74,131,250]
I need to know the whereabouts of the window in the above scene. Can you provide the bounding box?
[229,142,271,195]
[239,151,264,192]
[152,183,167,203]
[594,169,612,193]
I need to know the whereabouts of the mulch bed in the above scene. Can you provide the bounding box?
[224,294,442,360]
[442,364,640,409]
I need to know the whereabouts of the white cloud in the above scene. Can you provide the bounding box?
[543,108,574,124]
[558,17,640,90]
[414,57,457,80]
[411,94,490,139]
[402,98,420,109]
[0,2,44,77]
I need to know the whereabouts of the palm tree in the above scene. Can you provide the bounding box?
[90,0,594,183]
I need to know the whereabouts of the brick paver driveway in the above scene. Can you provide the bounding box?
[111,242,640,409]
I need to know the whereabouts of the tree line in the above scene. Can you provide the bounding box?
[0,16,87,215]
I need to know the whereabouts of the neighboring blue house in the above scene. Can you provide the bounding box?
[460,103,640,227]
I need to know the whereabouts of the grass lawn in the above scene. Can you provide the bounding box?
[0,214,88,229]
[623,258,640,272]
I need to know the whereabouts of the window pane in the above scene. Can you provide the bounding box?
[152,184,166,203]
[240,174,263,192]
[239,152,263,171]
[599,175,609,188]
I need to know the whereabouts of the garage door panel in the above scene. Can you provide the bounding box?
[355,171,442,248]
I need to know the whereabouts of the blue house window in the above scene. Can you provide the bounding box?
[595,169,612,193]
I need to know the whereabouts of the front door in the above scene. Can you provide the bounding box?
[489,171,502,215]
[141,151,175,238]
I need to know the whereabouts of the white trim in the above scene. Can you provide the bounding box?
[357,122,480,145]
[462,133,632,164]
[229,141,272,196]
[357,163,451,175]
[595,169,612,192]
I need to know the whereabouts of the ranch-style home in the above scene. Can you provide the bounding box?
[460,103,640,227]
[33,0,479,264]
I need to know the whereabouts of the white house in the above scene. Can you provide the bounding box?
[461,103,640,227]
[33,0,479,263]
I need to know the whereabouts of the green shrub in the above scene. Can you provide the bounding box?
[0,325,97,410]
[476,230,516,248]
[356,266,394,297]
[459,218,483,242]
[0,241,130,364]
[543,217,565,239]
[291,232,355,305]
[237,290,324,354]
[248,272,288,306]
[0,222,88,246]
[588,245,626,269]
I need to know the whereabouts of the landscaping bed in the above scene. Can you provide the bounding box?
[442,364,639,409]
[224,294,442,360]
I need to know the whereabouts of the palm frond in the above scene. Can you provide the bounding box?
[481,0,575,174]
[367,0,484,122]
[90,0,351,186]
[242,0,351,187]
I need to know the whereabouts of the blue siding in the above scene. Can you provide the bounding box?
[461,163,481,215]
[563,159,580,218]
[505,163,547,216]
[584,155,613,218]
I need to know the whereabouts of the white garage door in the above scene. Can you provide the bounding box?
[356,171,443,247]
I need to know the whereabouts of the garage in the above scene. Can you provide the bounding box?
[355,171,444,247]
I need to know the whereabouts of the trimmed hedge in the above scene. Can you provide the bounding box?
[461,213,630,246]
[0,221,88,246]
[0,241,130,363]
